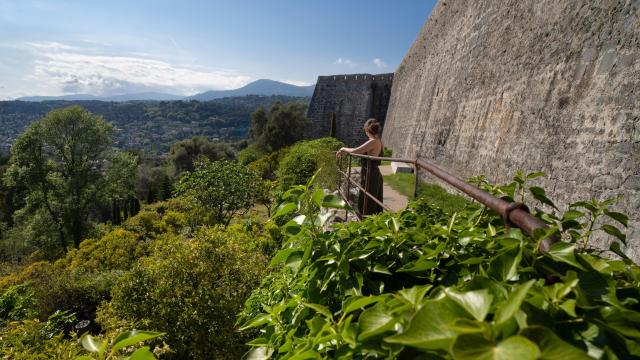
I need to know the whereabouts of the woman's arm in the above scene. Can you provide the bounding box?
[336,139,378,157]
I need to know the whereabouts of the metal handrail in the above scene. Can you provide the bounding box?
[338,152,557,252]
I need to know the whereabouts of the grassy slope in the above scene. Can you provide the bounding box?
[383,173,475,214]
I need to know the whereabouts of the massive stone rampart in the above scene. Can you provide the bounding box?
[383,0,640,259]
[306,73,393,146]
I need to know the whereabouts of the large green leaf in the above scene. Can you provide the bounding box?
[520,326,591,359]
[322,194,350,209]
[602,224,626,244]
[546,242,586,271]
[494,280,535,325]
[357,304,396,341]
[274,202,297,218]
[239,313,272,331]
[244,346,274,360]
[489,245,522,281]
[342,295,384,316]
[604,211,628,227]
[529,186,557,209]
[129,346,156,360]
[445,288,493,321]
[81,334,101,352]
[111,330,164,353]
[452,334,540,360]
[303,303,333,320]
[385,297,468,350]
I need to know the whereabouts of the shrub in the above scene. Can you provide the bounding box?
[174,159,263,226]
[248,148,288,180]
[237,144,265,165]
[240,172,639,359]
[0,319,83,359]
[276,137,343,190]
[98,225,269,359]
[0,261,117,322]
[0,284,36,326]
[58,228,148,274]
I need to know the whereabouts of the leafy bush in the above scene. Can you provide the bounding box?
[238,144,265,165]
[58,229,148,274]
[99,225,270,359]
[0,319,83,359]
[0,260,117,322]
[276,137,344,190]
[0,284,36,326]
[239,173,638,359]
[174,159,263,226]
[78,330,165,360]
[249,148,288,180]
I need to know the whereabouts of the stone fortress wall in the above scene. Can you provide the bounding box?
[382,0,640,260]
[306,73,393,147]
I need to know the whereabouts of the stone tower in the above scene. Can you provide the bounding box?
[306,73,393,146]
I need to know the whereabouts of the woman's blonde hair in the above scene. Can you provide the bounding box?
[363,118,381,136]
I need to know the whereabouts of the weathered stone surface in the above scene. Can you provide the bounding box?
[383,0,640,260]
[306,73,393,147]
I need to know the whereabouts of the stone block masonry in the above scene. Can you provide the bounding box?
[306,73,393,147]
[383,0,640,260]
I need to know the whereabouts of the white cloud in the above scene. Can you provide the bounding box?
[24,42,252,96]
[282,79,313,86]
[372,58,388,68]
[26,41,77,51]
[333,58,357,68]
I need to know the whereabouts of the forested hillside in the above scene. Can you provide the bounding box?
[0,95,309,155]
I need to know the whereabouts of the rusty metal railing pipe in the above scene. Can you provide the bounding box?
[340,152,557,252]
[337,169,392,213]
[415,159,556,251]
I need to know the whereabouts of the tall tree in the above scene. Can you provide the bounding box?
[249,102,309,152]
[167,136,235,177]
[4,106,114,251]
[104,151,140,224]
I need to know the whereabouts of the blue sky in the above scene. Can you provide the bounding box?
[0,0,436,99]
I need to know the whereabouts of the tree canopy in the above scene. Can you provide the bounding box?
[3,106,114,251]
[249,102,309,153]
[174,159,262,226]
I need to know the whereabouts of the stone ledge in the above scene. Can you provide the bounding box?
[391,161,414,174]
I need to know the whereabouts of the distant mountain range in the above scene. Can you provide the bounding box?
[17,79,315,102]
[187,79,315,101]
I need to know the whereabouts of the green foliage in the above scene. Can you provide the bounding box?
[77,330,164,360]
[249,148,288,180]
[239,173,639,359]
[0,96,310,156]
[249,102,309,153]
[167,136,235,177]
[174,159,263,226]
[383,147,392,157]
[59,228,149,274]
[0,284,36,326]
[4,106,114,251]
[99,225,270,359]
[238,144,266,165]
[0,319,83,359]
[276,137,344,190]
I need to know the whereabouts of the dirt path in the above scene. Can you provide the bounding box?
[379,165,409,212]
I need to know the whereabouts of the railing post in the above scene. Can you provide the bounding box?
[347,155,353,220]
[413,160,419,199]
